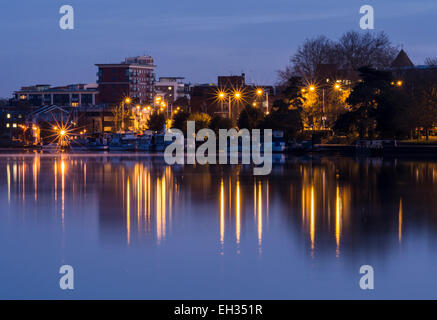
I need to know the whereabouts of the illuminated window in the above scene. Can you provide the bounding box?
[6,123,10,128]
[12,123,17,128]
[6,114,10,119]
[71,102,79,107]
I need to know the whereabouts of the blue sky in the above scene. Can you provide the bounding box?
[0,0,436,97]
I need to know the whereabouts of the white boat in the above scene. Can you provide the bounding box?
[42,143,66,153]
[152,133,172,152]
[109,133,137,151]
[86,137,109,151]
[137,134,153,151]
[152,131,183,152]
[272,130,287,153]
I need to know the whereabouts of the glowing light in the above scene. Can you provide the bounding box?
[399,198,403,244]
[309,86,316,92]
[236,180,241,245]
[335,185,341,258]
[220,180,225,247]
[258,181,263,249]
[125,97,131,104]
[310,186,315,257]
[234,91,242,99]
[156,178,162,243]
[127,178,131,245]
[61,160,65,230]
[256,89,263,96]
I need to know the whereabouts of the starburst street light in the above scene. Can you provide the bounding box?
[124,97,131,104]
[254,88,269,113]
[214,87,246,119]
[218,91,226,99]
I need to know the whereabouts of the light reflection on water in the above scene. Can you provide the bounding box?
[1,154,437,299]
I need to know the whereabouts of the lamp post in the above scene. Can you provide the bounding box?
[120,97,131,131]
[232,91,242,119]
[256,88,269,113]
[216,90,242,119]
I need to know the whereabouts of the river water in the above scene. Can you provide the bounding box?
[0,153,436,299]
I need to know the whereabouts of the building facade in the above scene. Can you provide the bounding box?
[154,77,187,103]
[13,84,98,107]
[96,56,156,106]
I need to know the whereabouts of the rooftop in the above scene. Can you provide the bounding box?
[391,49,415,68]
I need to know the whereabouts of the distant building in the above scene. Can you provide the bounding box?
[314,64,358,88]
[389,49,437,81]
[390,49,415,69]
[96,56,156,106]
[13,84,98,107]
[218,73,246,89]
[0,108,27,138]
[154,77,188,103]
[190,73,274,118]
[189,84,218,114]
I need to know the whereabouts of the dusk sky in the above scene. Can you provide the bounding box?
[1,0,436,98]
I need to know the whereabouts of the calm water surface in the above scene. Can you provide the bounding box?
[1,153,437,299]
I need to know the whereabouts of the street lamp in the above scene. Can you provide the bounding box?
[216,89,244,119]
[216,90,228,115]
[255,88,269,114]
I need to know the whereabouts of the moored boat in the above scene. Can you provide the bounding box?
[109,133,137,151]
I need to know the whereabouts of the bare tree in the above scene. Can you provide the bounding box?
[279,36,336,82]
[279,31,397,83]
[336,32,397,71]
[425,57,437,66]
